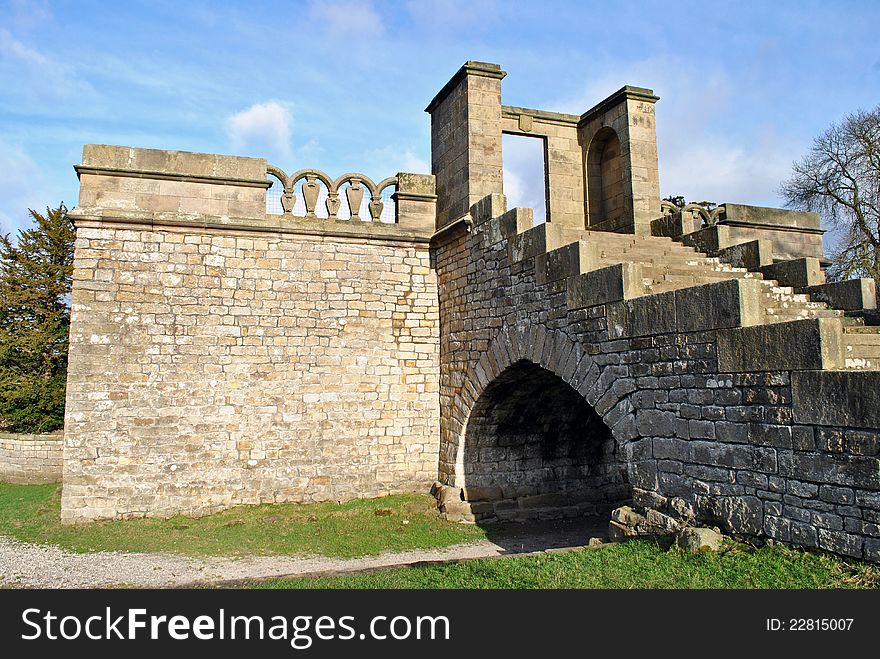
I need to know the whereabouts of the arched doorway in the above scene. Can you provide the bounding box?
[462,359,630,523]
[586,127,624,229]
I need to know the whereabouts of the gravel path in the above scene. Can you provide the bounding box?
[0,519,605,588]
[0,537,508,588]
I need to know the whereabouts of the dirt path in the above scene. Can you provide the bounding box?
[0,518,606,588]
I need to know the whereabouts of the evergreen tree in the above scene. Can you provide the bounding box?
[0,204,75,432]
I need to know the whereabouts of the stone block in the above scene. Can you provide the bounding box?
[715,239,774,270]
[492,207,534,240]
[792,371,880,427]
[718,318,845,373]
[778,452,880,489]
[817,528,863,558]
[676,527,724,553]
[759,258,825,288]
[536,241,600,285]
[508,223,569,262]
[470,193,507,226]
[567,263,643,310]
[606,291,676,339]
[722,203,821,231]
[396,172,436,197]
[804,278,876,311]
[680,224,730,253]
[674,278,761,333]
[716,495,763,535]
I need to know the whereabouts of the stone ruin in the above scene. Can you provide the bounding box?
[61,61,880,562]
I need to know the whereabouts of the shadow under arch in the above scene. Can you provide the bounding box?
[586,126,624,228]
[460,359,631,549]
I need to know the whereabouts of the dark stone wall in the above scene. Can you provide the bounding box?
[433,203,880,561]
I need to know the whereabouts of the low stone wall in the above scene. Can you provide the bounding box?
[0,432,63,484]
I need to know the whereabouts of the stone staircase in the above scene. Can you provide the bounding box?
[504,220,880,371]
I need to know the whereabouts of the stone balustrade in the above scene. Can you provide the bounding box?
[266,166,398,223]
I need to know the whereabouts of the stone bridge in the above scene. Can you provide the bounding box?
[62,61,880,562]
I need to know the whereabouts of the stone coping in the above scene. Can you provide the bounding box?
[430,214,473,246]
[720,203,823,232]
[69,210,434,244]
[0,432,63,441]
[425,60,507,114]
[580,85,659,125]
[718,219,826,235]
[75,165,273,189]
[502,105,581,127]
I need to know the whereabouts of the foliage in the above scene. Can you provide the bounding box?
[0,485,484,557]
[663,194,687,207]
[781,106,880,283]
[663,196,717,211]
[0,205,75,433]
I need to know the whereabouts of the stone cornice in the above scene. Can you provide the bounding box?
[430,214,473,247]
[74,165,273,189]
[579,86,660,126]
[425,61,507,114]
[392,191,438,202]
[719,219,826,235]
[501,105,580,127]
[68,209,433,244]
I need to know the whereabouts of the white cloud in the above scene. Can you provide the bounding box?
[0,141,52,237]
[308,1,384,38]
[226,101,292,160]
[556,55,800,208]
[0,29,90,105]
[7,0,52,30]
[502,134,546,223]
[660,132,799,208]
[361,145,429,180]
[406,0,497,31]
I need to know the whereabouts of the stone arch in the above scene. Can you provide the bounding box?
[440,324,637,519]
[586,126,624,228]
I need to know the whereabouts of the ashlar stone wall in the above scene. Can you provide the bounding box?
[0,433,63,484]
[62,145,440,522]
[62,225,439,521]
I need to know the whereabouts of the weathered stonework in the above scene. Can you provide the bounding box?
[0,433,63,484]
[62,146,439,522]
[61,61,880,564]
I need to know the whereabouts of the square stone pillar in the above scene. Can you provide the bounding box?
[426,61,506,230]
[393,172,437,232]
[578,86,661,235]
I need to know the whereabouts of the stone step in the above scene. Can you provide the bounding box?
[763,308,845,321]
[763,297,831,311]
[603,260,744,281]
[844,324,879,333]
[845,343,880,359]
[767,292,814,304]
[845,357,878,370]
[843,331,880,343]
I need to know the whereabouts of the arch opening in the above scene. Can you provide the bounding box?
[586,127,624,229]
[462,360,630,523]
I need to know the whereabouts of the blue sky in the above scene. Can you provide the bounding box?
[1,0,878,235]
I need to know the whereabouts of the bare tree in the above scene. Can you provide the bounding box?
[781,106,880,283]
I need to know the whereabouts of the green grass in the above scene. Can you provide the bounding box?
[255,540,880,589]
[4,483,879,589]
[0,483,485,557]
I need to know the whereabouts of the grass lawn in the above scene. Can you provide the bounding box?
[0,483,485,557]
[255,540,880,589]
